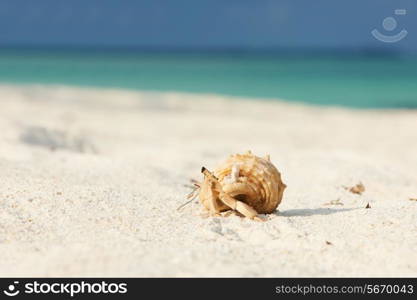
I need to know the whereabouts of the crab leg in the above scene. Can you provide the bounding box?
[217,190,259,219]
[206,181,221,215]
[201,167,260,220]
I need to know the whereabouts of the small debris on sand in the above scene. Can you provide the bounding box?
[325,241,333,245]
[344,182,365,195]
[365,203,371,209]
[409,198,417,202]
[324,198,344,206]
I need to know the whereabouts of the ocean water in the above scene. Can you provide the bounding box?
[0,49,416,108]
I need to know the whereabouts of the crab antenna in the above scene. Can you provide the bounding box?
[177,198,196,211]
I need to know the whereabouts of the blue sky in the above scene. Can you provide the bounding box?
[0,0,416,52]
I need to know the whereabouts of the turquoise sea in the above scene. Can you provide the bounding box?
[0,49,416,108]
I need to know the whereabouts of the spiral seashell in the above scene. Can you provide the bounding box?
[199,151,286,220]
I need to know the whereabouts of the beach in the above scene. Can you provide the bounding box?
[0,83,416,277]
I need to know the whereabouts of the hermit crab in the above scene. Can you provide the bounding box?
[182,151,286,221]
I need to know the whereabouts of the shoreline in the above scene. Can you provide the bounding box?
[0,84,416,277]
[2,82,417,111]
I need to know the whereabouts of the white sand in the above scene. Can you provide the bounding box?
[0,84,416,277]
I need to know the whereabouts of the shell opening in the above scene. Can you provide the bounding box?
[234,194,248,202]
